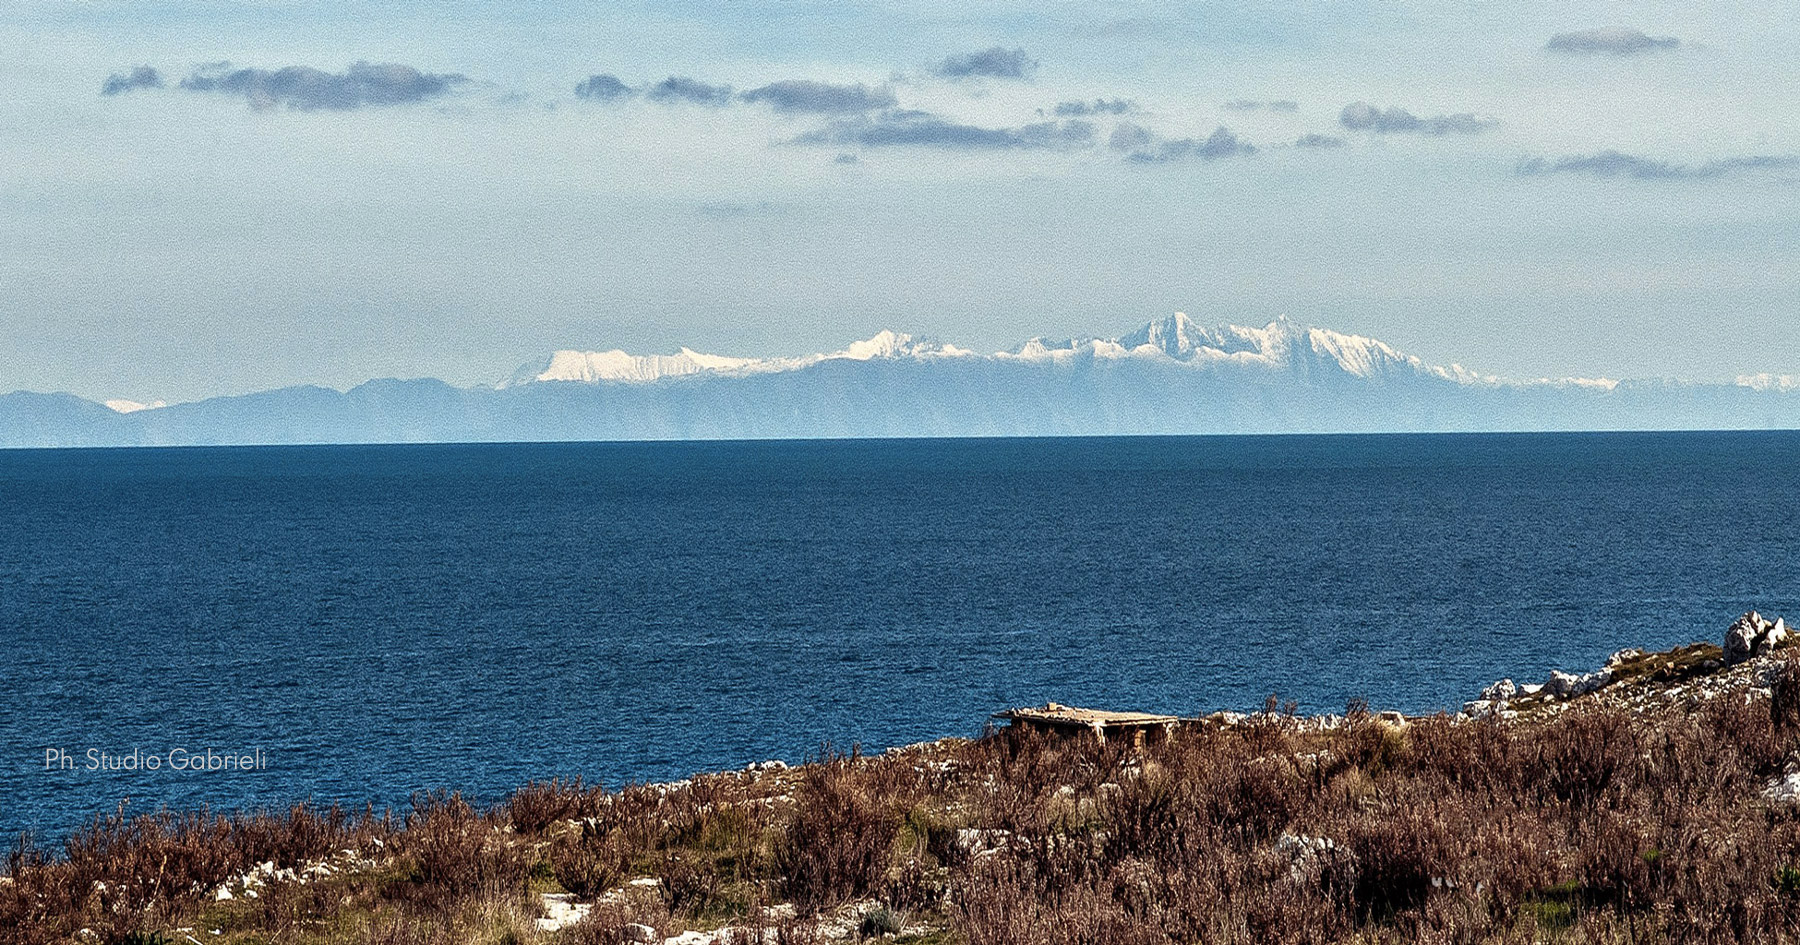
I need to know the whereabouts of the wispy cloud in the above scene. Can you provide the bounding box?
[574,74,633,101]
[1294,133,1346,149]
[1111,123,1254,163]
[1517,150,1798,180]
[179,61,466,110]
[1052,98,1132,117]
[1222,99,1297,112]
[799,110,1091,150]
[697,200,786,218]
[573,74,890,113]
[741,80,895,114]
[645,76,734,106]
[933,47,1038,80]
[1339,102,1493,135]
[1546,28,1679,56]
[101,66,163,96]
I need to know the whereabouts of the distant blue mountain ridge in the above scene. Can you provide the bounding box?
[5,314,1798,447]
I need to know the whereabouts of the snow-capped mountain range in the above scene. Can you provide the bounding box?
[506,315,1469,387]
[2,313,1794,447]
[508,328,975,386]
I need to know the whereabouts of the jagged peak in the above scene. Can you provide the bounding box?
[831,330,973,361]
[503,316,1466,387]
[836,330,917,360]
[1108,313,1421,378]
[508,329,979,387]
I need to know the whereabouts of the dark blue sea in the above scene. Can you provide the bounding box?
[3,432,1798,841]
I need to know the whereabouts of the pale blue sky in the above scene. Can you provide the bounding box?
[3,0,1797,402]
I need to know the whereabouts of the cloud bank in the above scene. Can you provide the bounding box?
[1294,133,1346,149]
[1546,29,1679,56]
[1111,123,1254,163]
[1052,98,1132,117]
[101,66,163,96]
[574,74,633,101]
[574,74,893,114]
[1517,150,1799,180]
[933,47,1038,80]
[741,80,895,114]
[646,76,734,106]
[180,61,466,110]
[800,110,1091,150]
[1340,102,1493,135]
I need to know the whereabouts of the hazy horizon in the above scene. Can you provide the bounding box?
[5,0,1797,404]
[38,312,1798,410]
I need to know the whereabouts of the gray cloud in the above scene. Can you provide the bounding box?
[179,61,465,110]
[1517,150,1799,181]
[574,75,891,113]
[740,80,895,114]
[574,74,633,101]
[1053,98,1132,117]
[102,66,163,96]
[800,110,1091,150]
[1546,28,1679,56]
[1294,133,1346,149]
[1339,102,1493,135]
[933,47,1038,80]
[1115,125,1255,163]
[646,76,734,106]
[1108,122,1154,152]
[1223,99,1298,112]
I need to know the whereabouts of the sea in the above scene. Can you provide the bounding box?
[3,432,1798,841]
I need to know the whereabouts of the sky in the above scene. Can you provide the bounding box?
[2,0,1797,403]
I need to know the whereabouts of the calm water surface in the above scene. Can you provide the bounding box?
[2,432,1798,838]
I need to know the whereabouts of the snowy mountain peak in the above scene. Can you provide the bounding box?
[508,316,1446,388]
[1297,325,1419,378]
[516,348,760,385]
[1043,314,1425,380]
[1118,311,1207,357]
[103,398,166,414]
[508,329,972,387]
[839,329,915,360]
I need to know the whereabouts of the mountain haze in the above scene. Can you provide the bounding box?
[4,315,1796,448]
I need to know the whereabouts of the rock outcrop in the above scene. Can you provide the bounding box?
[1725,611,1789,665]
[1543,668,1612,699]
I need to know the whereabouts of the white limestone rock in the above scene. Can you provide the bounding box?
[1766,771,1800,804]
[1542,668,1611,699]
[1479,679,1517,702]
[1543,671,1581,698]
[1605,648,1644,669]
[1725,611,1787,665]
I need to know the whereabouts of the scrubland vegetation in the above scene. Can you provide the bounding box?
[12,651,1800,944]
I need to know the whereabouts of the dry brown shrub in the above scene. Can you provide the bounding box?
[774,749,913,911]
[394,791,529,905]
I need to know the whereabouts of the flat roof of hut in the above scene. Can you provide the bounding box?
[994,703,1179,746]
